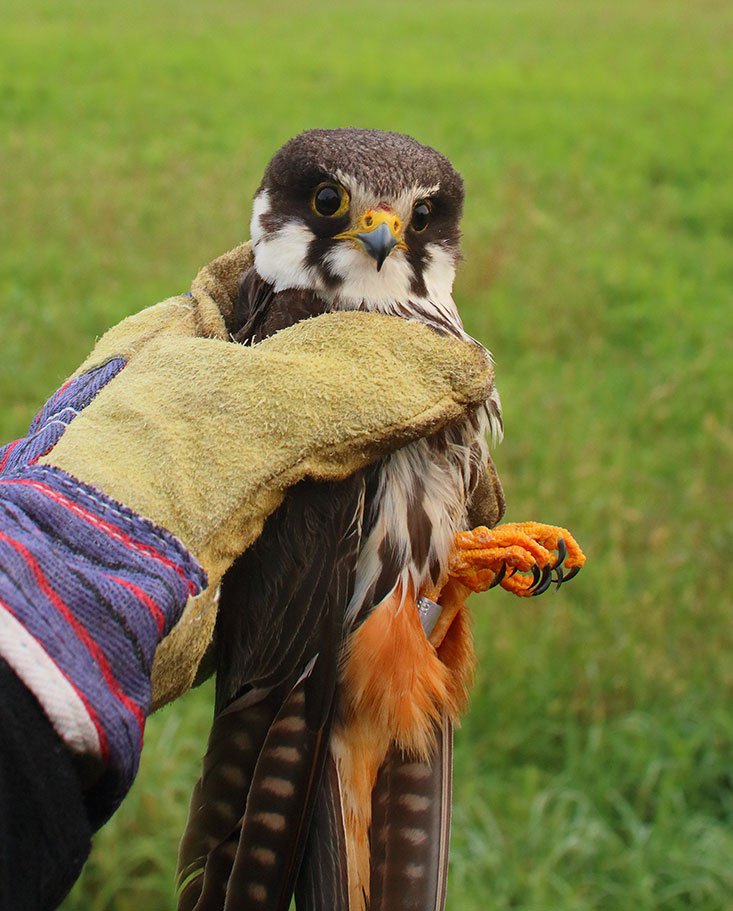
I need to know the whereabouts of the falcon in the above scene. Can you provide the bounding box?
[177,129,505,911]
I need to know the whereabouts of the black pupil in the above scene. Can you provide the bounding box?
[413,202,430,231]
[315,186,342,216]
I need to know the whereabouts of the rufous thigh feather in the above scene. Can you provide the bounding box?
[332,583,474,908]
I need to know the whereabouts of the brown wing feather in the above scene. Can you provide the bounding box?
[177,474,364,911]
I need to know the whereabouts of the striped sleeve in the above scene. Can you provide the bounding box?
[0,361,206,824]
[0,465,206,823]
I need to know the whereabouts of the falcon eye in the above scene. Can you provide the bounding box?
[311,182,349,218]
[411,200,432,232]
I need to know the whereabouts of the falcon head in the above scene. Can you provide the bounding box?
[250,128,464,307]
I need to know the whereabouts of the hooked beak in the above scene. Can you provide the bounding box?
[335,209,406,271]
[359,222,398,271]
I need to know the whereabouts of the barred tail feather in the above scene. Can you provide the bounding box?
[176,687,284,910]
[222,671,333,911]
[369,716,453,911]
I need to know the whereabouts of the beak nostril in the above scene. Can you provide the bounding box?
[365,215,373,227]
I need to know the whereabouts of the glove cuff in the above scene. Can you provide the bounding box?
[0,463,206,825]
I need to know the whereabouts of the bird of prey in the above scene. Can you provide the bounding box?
[177,128,505,911]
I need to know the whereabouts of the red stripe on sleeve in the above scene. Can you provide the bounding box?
[0,595,111,763]
[2,478,197,595]
[0,440,20,474]
[106,575,166,636]
[0,529,146,733]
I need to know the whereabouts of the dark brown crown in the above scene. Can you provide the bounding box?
[260,128,464,208]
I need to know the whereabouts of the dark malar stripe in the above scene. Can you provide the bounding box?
[406,492,432,573]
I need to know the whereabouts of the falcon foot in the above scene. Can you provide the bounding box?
[448,522,586,598]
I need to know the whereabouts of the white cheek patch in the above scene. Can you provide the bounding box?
[253,221,320,292]
[323,243,415,305]
[251,189,320,291]
[422,243,457,303]
[249,190,271,246]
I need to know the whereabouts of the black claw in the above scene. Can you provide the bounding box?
[532,567,554,596]
[528,564,542,591]
[562,566,581,583]
[488,562,507,589]
[551,539,567,570]
[552,568,565,590]
[509,566,519,578]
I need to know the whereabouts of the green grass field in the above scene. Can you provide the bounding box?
[1,1,731,908]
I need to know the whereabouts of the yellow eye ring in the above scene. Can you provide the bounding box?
[311,182,350,218]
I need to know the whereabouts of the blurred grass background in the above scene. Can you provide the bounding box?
[1,0,731,908]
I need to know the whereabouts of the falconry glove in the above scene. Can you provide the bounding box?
[0,242,496,825]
